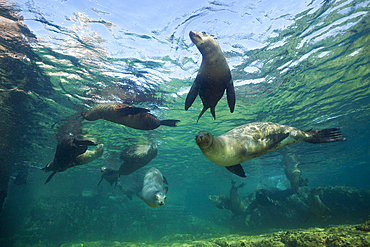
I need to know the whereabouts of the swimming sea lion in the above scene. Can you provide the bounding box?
[141,167,168,208]
[97,166,119,187]
[208,194,231,210]
[229,180,248,217]
[185,31,235,122]
[305,187,335,222]
[118,143,157,176]
[42,135,103,184]
[245,187,295,214]
[82,103,180,130]
[195,122,345,177]
[283,152,308,192]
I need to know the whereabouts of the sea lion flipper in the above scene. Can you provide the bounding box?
[226,79,235,113]
[304,128,345,143]
[260,133,289,149]
[197,107,208,123]
[117,106,150,116]
[185,77,200,111]
[160,120,180,127]
[226,164,246,177]
[163,176,169,185]
[44,171,57,184]
[163,186,169,194]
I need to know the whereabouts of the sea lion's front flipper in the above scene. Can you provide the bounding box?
[164,187,169,194]
[44,171,57,184]
[226,164,246,177]
[163,176,169,185]
[185,77,200,111]
[117,106,150,116]
[226,79,235,113]
[260,133,289,149]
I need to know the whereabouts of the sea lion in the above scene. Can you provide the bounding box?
[208,194,231,210]
[141,167,168,208]
[97,166,119,187]
[245,187,295,214]
[185,30,235,122]
[305,187,335,222]
[195,122,345,177]
[82,103,180,130]
[229,180,248,217]
[42,135,103,184]
[118,143,157,176]
[282,152,308,192]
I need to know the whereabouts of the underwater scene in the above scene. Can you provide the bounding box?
[0,0,370,246]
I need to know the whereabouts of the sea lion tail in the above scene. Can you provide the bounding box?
[160,119,180,127]
[304,128,346,143]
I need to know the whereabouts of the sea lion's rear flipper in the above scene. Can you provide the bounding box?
[226,164,246,177]
[260,133,290,149]
[226,79,235,113]
[185,77,200,111]
[44,171,57,184]
[117,106,150,116]
[304,128,346,143]
[160,120,180,127]
[197,107,208,123]
[163,176,169,185]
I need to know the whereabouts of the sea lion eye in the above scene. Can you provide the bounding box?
[201,31,207,35]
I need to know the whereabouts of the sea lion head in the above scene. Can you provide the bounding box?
[195,131,214,149]
[311,187,322,196]
[189,31,218,55]
[208,195,221,205]
[154,191,167,207]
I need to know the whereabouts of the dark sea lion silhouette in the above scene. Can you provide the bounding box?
[185,30,235,122]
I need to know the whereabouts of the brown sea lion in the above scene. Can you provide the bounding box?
[283,152,308,192]
[229,180,248,217]
[185,31,235,122]
[118,143,157,176]
[42,135,103,184]
[305,187,335,222]
[195,122,345,177]
[82,103,180,130]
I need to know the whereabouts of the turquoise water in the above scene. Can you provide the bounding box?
[0,0,369,246]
